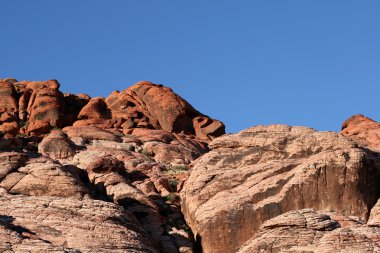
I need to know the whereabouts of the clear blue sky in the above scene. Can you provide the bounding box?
[1,1,379,133]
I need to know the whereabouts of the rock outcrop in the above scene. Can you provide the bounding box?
[181,125,380,253]
[0,77,225,252]
[341,114,380,152]
[0,78,225,141]
[238,209,380,253]
[0,190,158,253]
[2,76,380,252]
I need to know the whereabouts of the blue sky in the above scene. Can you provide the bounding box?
[1,1,379,133]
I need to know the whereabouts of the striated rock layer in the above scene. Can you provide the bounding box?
[181,125,380,253]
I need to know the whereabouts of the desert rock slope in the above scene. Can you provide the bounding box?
[1,78,380,253]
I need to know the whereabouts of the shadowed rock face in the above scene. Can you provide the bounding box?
[341,114,380,152]
[181,125,380,253]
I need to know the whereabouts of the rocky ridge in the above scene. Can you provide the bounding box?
[0,78,224,253]
[1,77,380,253]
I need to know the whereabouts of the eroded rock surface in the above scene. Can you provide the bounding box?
[238,209,380,253]
[1,125,208,252]
[0,78,225,141]
[181,125,380,253]
[0,191,158,253]
[0,77,226,252]
[341,114,380,152]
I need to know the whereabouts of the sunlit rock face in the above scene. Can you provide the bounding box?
[341,114,380,152]
[2,77,380,253]
[0,78,225,252]
[181,125,380,253]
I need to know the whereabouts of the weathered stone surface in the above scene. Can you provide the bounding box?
[38,130,77,159]
[181,125,380,253]
[21,80,66,135]
[193,116,225,140]
[341,114,380,152]
[0,78,224,143]
[0,152,27,180]
[103,81,225,140]
[0,79,18,115]
[369,198,380,226]
[237,209,380,253]
[63,125,122,143]
[0,192,159,253]
[0,157,88,199]
[74,97,113,128]
[0,121,19,136]
[0,80,19,136]
[0,77,225,252]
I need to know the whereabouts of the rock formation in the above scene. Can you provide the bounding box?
[341,114,380,152]
[238,209,380,253]
[0,78,224,141]
[1,77,380,252]
[0,78,224,252]
[181,125,380,253]
[0,191,158,253]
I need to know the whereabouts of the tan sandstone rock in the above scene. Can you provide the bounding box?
[181,125,380,253]
[0,192,159,252]
[237,209,380,253]
[38,130,77,159]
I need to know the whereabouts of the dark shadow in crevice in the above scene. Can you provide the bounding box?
[0,215,51,244]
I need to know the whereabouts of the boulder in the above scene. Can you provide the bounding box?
[38,130,77,159]
[181,125,380,253]
[0,157,88,199]
[26,87,66,135]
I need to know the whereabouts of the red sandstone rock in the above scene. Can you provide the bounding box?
[341,114,380,152]
[0,121,19,136]
[101,81,225,140]
[62,125,122,142]
[0,79,18,115]
[63,93,91,125]
[26,87,66,135]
